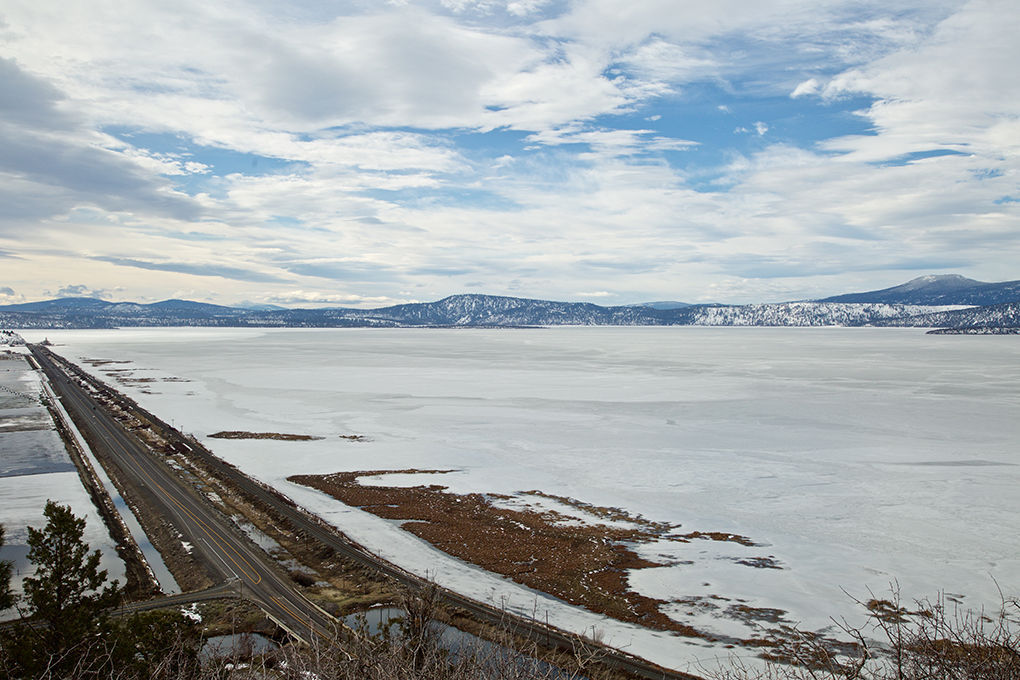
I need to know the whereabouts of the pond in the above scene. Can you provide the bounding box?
[200,632,277,662]
[343,606,579,678]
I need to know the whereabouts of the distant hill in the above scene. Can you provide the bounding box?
[1,275,1017,330]
[680,302,956,327]
[627,301,693,310]
[872,301,1020,331]
[817,274,1020,305]
[351,295,663,326]
[0,297,242,316]
[0,297,249,329]
[145,299,240,314]
[1,297,121,313]
[234,301,287,311]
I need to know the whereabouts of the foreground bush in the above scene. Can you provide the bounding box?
[706,589,1020,680]
[211,585,605,680]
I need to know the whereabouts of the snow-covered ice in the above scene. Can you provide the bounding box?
[0,354,125,620]
[20,326,1020,672]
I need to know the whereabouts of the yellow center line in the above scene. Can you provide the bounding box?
[76,379,264,586]
[152,481,264,585]
[270,595,332,642]
[45,354,340,642]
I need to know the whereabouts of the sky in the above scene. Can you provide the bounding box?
[0,0,1017,308]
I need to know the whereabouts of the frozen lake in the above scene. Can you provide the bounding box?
[21,327,1020,671]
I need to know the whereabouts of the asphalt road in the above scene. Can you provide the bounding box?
[31,344,696,680]
[30,346,339,645]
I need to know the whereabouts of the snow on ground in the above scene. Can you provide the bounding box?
[0,429,76,476]
[0,331,26,348]
[0,353,125,620]
[20,326,1020,673]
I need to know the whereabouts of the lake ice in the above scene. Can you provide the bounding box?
[20,327,1020,672]
[0,353,125,619]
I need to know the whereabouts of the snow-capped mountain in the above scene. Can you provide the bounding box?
[627,301,693,310]
[817,274,1020,305]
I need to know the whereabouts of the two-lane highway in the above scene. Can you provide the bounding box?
[30,345,339,645]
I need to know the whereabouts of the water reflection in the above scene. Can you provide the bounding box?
[200,632,277,662]
[343,606,579,679]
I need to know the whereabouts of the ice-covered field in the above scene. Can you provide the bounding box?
[21,327,1020,672]
[0,352,125,619]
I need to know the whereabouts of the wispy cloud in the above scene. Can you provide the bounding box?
[93,256,291,284]
[0,286,22,305]
[53,284,110,299]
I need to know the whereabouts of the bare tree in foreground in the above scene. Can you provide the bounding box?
[704,587,1020,680]
[217,583,610,680]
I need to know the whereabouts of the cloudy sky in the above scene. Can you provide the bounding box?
[1,0,1017,307]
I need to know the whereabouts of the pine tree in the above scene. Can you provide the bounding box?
[0,524,13,611]
[21,500,122,670]
[110,611,202,679]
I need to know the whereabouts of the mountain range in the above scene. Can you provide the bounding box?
[1,275,1018,332]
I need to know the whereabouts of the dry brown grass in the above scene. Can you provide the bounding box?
[289,469,713,638]
[208,431,325,441]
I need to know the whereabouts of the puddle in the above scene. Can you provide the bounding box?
[343,605,405,636]
[200,632,277,662]
[233,518,282,553]
[109,482,180,594]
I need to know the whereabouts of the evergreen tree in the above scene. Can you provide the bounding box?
[0,524,13,611]
[20,500,122,672]
[110,611,202,679]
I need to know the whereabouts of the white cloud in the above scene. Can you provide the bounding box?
[4,1,630,137]
[615,36,717,86]
[440,0,552,16]
[819,0,1020,163]
[0,287,24,305]
[524,127,697,155]
[0,57,201,234]
[544,0,954,81]
[480,48,634,131]
[115,146,211,176]
[790,77,821,97]
[259,290,403,307]
[3,0,956,150]
[505,0,550,16]
[52,284,109,299]
[734,125,768,136]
